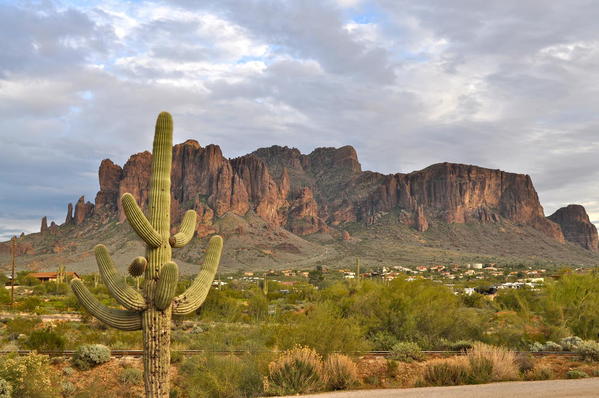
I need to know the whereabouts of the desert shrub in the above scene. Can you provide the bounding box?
[575,340,599,361]
[180,354,265,398]
[466,343,518,382]
[6,317,41,336]
[62,367,74,376]
[566,369,588,379]
[170,351,183,364]
[390,342,424,362]
[0,378,12,398]
[515,353,535,373]
[266,347,324,395]
[61,381,76,397]
[524,364,554,381]
[447,340,474,352]
[559,336,583,351]
[419,357,469,386]
[26,328,66,351]
[544,341,562,351]
[529,342,545,352]
[72,344,111,370]
[119,368,143,386]
[323,354,358,390]
[273,302,370,354]
[368,331,399,351]
[0,353,57,398]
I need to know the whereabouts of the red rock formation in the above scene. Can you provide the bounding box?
[549,205,598,251]
[95,159,123,218]
[74,196,94,225]
[40,216,48,233]
[58,142,590,248]
[48,221,59,234]
[65,203,74,225]
[287,187,326,235]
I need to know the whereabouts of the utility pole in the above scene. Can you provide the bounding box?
[355,257,360,281]
[10,235,16,307]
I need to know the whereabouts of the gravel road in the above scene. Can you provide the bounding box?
[278,378,599,398]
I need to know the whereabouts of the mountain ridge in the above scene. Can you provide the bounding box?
[1,140,598,273]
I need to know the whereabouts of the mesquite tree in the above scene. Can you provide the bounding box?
[71,112,223,397]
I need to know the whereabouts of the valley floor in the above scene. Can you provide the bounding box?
[280,377,599,398]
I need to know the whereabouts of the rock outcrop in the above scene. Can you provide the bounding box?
[40,216,48,233]
[549,205,598,251]
[55,141,596,251]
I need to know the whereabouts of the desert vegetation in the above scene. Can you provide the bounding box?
[1,268,599,396]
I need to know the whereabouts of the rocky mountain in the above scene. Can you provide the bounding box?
[2,140,598,273]
[59,141,595,251]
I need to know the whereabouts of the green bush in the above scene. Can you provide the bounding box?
[576,340,599,361]
[420,357,469,386]
[25,328,66,351]
[266,347,324,395]
[390,342,424,362]
[368,331,398,351]
[0,378,12,398]
[119,367,143,386]
[72,345,111,370]
[323,354,358,390]
[566,369,588,379]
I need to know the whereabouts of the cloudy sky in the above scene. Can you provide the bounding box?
[1,0,598,240]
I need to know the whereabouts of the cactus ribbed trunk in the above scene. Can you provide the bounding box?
[143,113,173,397]
[71,112,223,398]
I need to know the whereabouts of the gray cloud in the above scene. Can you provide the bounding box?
[1,0,598,240]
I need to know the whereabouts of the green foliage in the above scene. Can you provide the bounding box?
[25,328,66,351]
[389,342,424,362]
[0,378,12,398]
[273,302,370,354]
[308,266,325,288]
[266,347,324,396]
[6,317,41,336]
[368,331,399,351]
[566,369,589,379]
[180,354,265,398]
[0,286,9,304]
[72,344,111,370]
[0,353,57,398]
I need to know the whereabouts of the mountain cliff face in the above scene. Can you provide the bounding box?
[47,141,596,251]
[549,205,599,252]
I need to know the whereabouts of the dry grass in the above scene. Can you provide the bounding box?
[323,354,359,390]
[266,346,324,395]
[467,342,519,382]
[419,357,470,386]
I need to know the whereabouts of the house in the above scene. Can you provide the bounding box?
[28,272,80,282]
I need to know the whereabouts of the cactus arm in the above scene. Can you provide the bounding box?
[154,262,179,311]
[121,193,163,248]
[172,235,222,315]
[94,245,147,311]
[169,210,197,248]
[71,279,142,331]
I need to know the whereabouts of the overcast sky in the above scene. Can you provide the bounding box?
[1,0,598,240]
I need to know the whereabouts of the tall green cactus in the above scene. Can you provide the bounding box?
[70,112,223,397]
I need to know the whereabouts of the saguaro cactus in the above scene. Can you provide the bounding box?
[70,112,223,397]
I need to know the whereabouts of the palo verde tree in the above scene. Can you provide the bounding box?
[71,112,223,397]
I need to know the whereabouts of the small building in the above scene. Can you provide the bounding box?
[28,272,80,283]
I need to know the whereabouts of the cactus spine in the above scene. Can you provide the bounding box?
[71,112,223,397]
